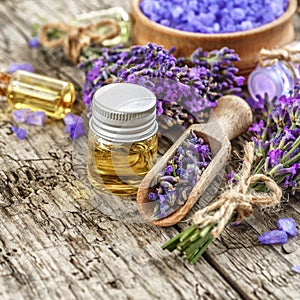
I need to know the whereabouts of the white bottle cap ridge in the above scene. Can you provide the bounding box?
[90,83,158,143]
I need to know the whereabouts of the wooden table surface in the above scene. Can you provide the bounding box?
[0,1,300,299]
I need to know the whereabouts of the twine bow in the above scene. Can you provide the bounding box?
[193,142,282,238]
[259,47,300,68]
[39,19,120,64]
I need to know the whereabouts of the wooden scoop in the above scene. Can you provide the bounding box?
[137,95,253,226]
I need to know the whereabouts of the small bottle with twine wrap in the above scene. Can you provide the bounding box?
[248,41,300,100]
[39,7,130,64]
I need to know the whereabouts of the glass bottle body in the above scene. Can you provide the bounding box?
[88,131,158,195]
[248,61,296,100]
[248,40,300,100]
[5,70,75,119]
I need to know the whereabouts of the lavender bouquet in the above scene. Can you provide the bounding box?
[163,87,300,263]
[79,43,244,126]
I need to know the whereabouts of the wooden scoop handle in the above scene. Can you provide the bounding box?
[193,95,253,141]
[137,95,252,226]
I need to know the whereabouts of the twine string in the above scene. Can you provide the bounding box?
[39,19,120,64]
[192,142,282,238]
[259,47,300,80]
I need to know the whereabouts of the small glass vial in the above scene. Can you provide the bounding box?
[72,7,131,47]
[0,70,75,119]
[88,83,158,195]
[248,41,300,100]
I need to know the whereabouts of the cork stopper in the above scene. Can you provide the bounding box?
[0,73,11,97]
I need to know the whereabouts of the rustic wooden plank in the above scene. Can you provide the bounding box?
[0,1,242,299]
[0,108,241,300]
[1,0,300,299]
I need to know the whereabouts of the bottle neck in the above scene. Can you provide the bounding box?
[0,73,11,97]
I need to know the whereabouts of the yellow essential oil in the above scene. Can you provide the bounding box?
[0,70,75,119]
[88,133,158,195]
[88,83,158,195]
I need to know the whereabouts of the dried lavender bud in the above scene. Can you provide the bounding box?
[258,230,288,245]
[276,218,297,237]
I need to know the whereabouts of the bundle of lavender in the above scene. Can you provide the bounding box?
[163,87,300,263]
[79,43,244,126]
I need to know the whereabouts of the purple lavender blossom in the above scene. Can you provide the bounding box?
[8,62,34,73]
[250,87,300,193]
[258,230,288,245]
[11,126,27,140]
[268,149,283,165]
[249,120,265,135]
[277,218,297,237]
[27,111,47,126]
[79,43,243,127]
[140,0,288,33]
[64,113,85,139]
[12,108,31,123]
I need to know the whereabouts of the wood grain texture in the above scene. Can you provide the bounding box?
[0,1,299,300]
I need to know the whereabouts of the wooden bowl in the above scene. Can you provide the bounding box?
[131,0,297,76]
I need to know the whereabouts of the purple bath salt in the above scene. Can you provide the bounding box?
[258,230,288,245]
[140,0,289,34]
[276,218,297,237]
[27,111,47,126]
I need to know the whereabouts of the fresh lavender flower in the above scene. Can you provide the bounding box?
[276,218,297,237]
[11,126,27,140]
[250,90,300,194]
[163,85,300,263]
[27,111,47,126]
[8,62,34,73]
[258,230,288,245]
[149,131,212,219]
[64,113,85,139]
[12,108,32,123]
[140,0,288,33]
[79,43,243,126]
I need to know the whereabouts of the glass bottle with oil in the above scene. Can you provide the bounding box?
[0,70,75,119]
[88,83,158,195]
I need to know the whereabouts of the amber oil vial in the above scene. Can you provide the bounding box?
[0,70,75,119]
[88,83,158,195]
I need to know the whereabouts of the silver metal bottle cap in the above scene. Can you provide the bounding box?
[90,83,158,143]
